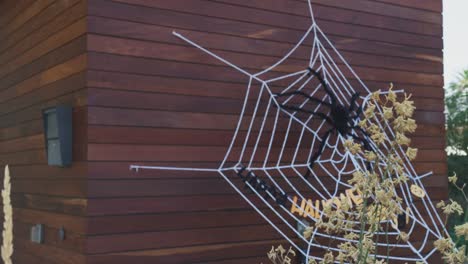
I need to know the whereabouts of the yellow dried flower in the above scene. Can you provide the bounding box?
[358,119,368,129]
[344,232,359,240]
[371,131,386,145]
[395,132,411,146]
[322,251,334,264]
[267,245,295,264]
[448,173,458,184]
[364,151,377,161]
[406,147,418,160]
[303,226,313,239]
[392,116,406,132]
[376,189,390,205]
[343,139,361,155]
[393,94,415,118]
[443,245,467,264]
[348,171,365,186]
[387,83,396,102]
[455,223,468,238]
[367,123,380,134]
[404,118,417,133]
[395,174,409,184]
[398,231,410,242]
[336,251,346,263]
[438,199,464,216]
[435,241,467,264]
[434,238,453,252]
[364,102,376,117]
[372,89,382,102]
[382,106,393,120]
[436,200,446,208]
[392,117,417,134]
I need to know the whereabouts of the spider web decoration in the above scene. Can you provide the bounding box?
[131,2,449,263]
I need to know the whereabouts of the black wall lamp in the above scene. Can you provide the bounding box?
[42,105,72,167]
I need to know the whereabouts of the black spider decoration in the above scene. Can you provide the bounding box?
[275,67,372,178]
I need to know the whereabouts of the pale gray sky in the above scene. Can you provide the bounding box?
[443,0,468,87]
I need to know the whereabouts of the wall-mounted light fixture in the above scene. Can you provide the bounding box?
[42,106,72,167]
[31,224,44,244]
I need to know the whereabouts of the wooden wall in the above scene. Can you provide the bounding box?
[0,0,87,263]
[0,0,445,263]
[85,0,445,264]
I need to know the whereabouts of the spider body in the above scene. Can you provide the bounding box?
[275,67,372,178]
[330,104,352,135]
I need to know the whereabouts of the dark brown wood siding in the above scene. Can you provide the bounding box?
[0,0,87,263]
[0,0,446,263]
[86,0,445,264]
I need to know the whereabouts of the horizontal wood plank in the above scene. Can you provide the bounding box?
[88,1,442,52]
[87,239,284,264]
[87,52,443,88]
[0,17,86,79]
[373,0,442,12]
[111,0,442,48]
[87,70,444,100]
[211,0,442,31]
[87,224,284,254]
[0,0,55,39]
[0,0,85,59]
[14,208,86,234]
[0,0,36,28]
[87,15,443,64]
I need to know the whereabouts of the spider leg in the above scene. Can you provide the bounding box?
[305,128,333,179]
[351,104,364,119]
[349,133,372,151]
[349,99,365,121]
[275,91,332,107]
[307,67,338,106]
[348,92,360,113]
[351,126,372,141]
[278,104,334,126]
